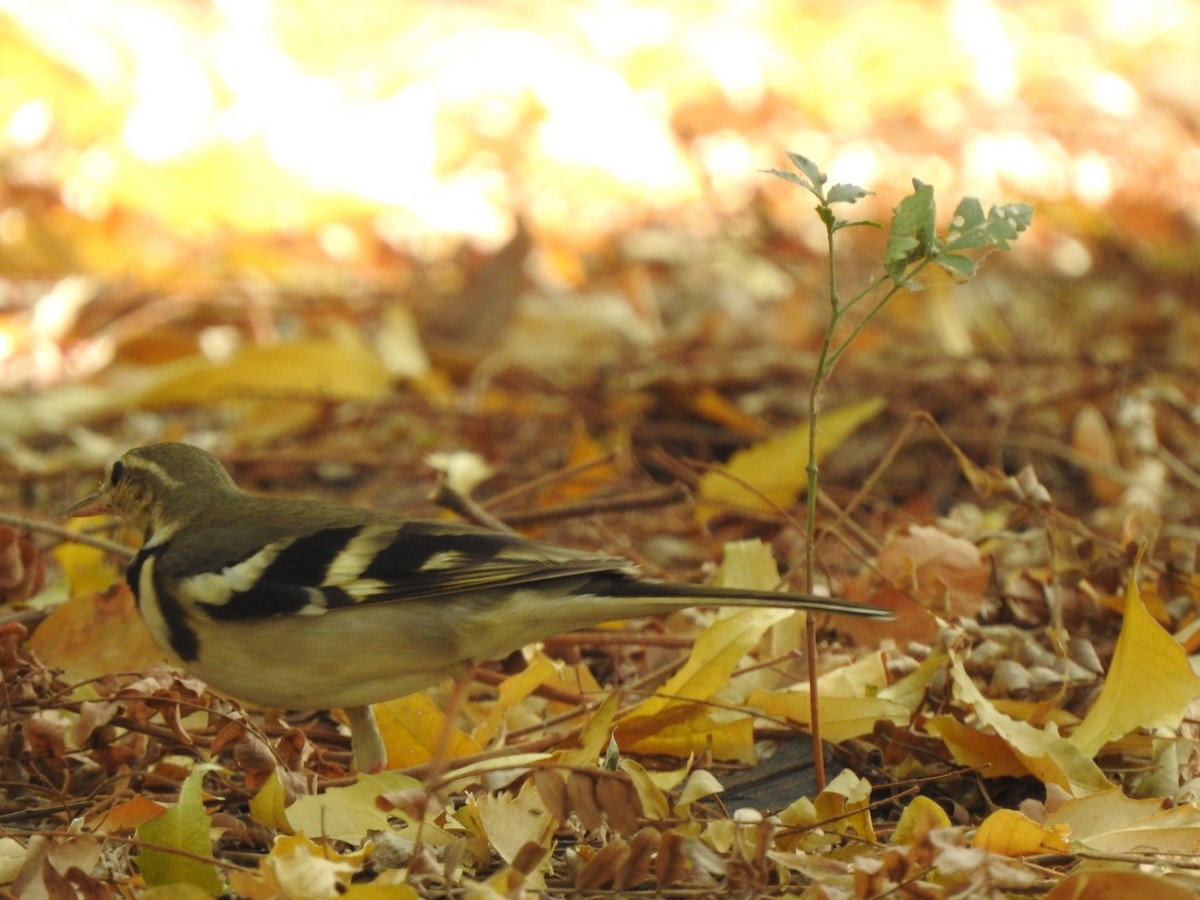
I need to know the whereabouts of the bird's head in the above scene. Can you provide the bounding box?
[68,443,240,536]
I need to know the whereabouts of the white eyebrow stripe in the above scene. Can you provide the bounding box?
[123,456,184,490]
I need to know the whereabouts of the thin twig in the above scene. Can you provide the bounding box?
[499,485,687,526]
[0,511,132,557]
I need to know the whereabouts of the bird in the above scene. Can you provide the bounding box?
[67,442,891,772]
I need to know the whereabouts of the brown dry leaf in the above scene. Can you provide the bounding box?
[576,838,632,890]
[973,808,1071,856]
[0,525,45,603]
[594,772,643,836]
[28,581,163,682]
[9,832,105,900]
[695,396,885,524]
[35,528,161,684]
[1071,404,1124,503]
[684,385,770,438]
[92,794,168,833]
[565,770,604,831]
[532,769,569,823]
[874,524,989,618]
[1070,573,1200,759]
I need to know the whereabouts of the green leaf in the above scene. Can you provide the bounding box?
[826,183,872,205]
[943,198,1034,252]
[786,151,825,188]
[832,218,883,232]
[763,167,812,190]
[137,766,224,895]
[884,179,936,282]
[935,253,977,279]
[985,202,1034,249]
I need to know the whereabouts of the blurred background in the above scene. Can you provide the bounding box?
[0,0,1198,482]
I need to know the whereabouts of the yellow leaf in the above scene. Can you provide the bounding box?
[371,693,482,769]
[55,533,124,597]
[616,607,790,759]
[341,881,421,900]
[135,339,391,407]
[472,658,559,748]
[617,758,671,820]
[674,769,725,816]
[924,715,1029,778]
[1046,788,1200,855]
[620,712,758,763]
[814,770,875,841]
[1070,573,1200,759]
[1047,870,1198,900]
[227,834,373,899]
[973,809,1070,856]
[626,608,791,720]
[891,795,952,845]
[747,652,902,743]
[286,772,424,844]
[248,769,294,834]
[559,691,622,768]
[948,654,1109,795]
[472,781,556,869]
[695,396,885,524]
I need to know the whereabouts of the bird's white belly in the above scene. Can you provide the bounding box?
[186,600,473,709]
[166,587,652,711]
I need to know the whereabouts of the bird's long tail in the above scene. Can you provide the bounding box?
[582,574,892,619]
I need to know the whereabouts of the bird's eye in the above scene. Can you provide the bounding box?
[110,460,125,486]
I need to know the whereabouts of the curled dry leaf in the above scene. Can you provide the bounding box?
[1071,404,1123,503]
[565,770,604,831]
[0,621,25,671]
[655,830,690,888]
[575,838,631,890]
[875,524,989,618]
[25,712,69,766]
[623,827,662,890]
[0,525,45,604]
[532,768,569,823]
[594,772,643,836]
[510,841,549,878]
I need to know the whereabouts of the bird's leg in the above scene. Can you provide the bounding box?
[345,705,387,773]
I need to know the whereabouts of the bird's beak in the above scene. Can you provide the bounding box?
[66,487,112,518]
